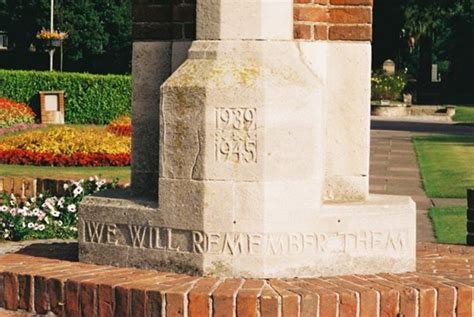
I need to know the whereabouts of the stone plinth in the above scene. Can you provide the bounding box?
[80,191,415,278]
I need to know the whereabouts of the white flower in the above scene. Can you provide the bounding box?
[45,197,58,205]
[0,206,8,212]
[9,194,16,201]
[42,202,56,212]
[21,222,26,228]
[27,223,34,228]
[25,201,31,207]
[71,227,78,232]
[73,186,83,197]
[30,197,36,203]
[67,205,77,213]
[58,197,65,208]
[89,177,94,182]
[63,183,69,190]
[17,208,27,216]
[37,211,46,221]
[44,217,49,224]
[38,194,43,198]
[9,208,17,216]
[51,210,60,218]
[3,233,8,238]
[38,224,45,231]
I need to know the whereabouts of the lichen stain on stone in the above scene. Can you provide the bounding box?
[167,90,190,155]
[236,66,260,85]
[207,260,232,277]
[267,66,307,86]
[165,61,203,87]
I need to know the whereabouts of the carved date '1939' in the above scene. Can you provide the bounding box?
[215,107,257,163]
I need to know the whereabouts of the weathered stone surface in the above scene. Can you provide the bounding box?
[79,189,415,278]
[81,0,416,279]
[131,41,192,198]
[196,0,293,40]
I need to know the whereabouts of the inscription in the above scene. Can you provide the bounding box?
[82,221,409,256]
[215,107,257,163]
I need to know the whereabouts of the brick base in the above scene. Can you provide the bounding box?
[0,243,472,316]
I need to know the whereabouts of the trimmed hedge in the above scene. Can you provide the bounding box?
[0,69,131,124]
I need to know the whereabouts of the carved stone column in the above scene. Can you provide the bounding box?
[79,0,416,278]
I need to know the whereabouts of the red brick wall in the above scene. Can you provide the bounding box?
[294,0,373,41]
[1,244,474,317]
[132,1,371,41]
[132,0,196,41]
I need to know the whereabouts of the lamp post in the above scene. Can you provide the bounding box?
[49,0,54,71]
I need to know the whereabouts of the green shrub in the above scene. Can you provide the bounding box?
[371,71,408,101]
[0,69,131,124]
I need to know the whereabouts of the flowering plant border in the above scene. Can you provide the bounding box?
[106,115,131,136]
[0,97,36,128]
[0,177,117,241]
[0,149,130,167]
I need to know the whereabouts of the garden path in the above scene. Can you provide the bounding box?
[370,118,474,242]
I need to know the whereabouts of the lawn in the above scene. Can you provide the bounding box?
[453,105,474,122]
[413,135,474,198]
[429,205,466,244]
[0,164,130,184]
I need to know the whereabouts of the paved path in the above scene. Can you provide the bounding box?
[369,130,436,242]
[370,118,472,242]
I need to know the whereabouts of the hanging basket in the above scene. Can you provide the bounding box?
[36,39,62,52]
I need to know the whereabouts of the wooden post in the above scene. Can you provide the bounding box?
[467,189,474,245]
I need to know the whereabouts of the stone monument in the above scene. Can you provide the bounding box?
[79,0,416,278]
[383,59,396,76]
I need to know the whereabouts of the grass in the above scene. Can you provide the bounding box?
[429,205,467,244]
[0,164,130,184]
[413,135,474,198]
[453,105,474,122]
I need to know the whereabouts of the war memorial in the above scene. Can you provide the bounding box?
[1,1,474,316]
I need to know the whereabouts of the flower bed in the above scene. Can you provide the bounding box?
[0,177,115,241]
[0,126,131,166]
[371,71,408,101]
[0,98,36,128]
[0,123,45,136]
[106,115,131,136]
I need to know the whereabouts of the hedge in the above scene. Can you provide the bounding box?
[0,69,131,124]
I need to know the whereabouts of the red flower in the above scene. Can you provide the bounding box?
[0,149,130,167]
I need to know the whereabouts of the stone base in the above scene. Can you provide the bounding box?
[79,189,416,278]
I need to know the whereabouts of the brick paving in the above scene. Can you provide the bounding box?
[0,243,472,316]
[370,130,436,242]
[370,119,473,243]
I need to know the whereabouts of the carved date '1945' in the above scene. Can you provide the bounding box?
[215,107,257,163]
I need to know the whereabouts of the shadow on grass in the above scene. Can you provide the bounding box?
[372,119,474,135]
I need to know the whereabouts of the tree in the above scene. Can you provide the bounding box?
[0,0,131,74]
[402,0,474,100]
